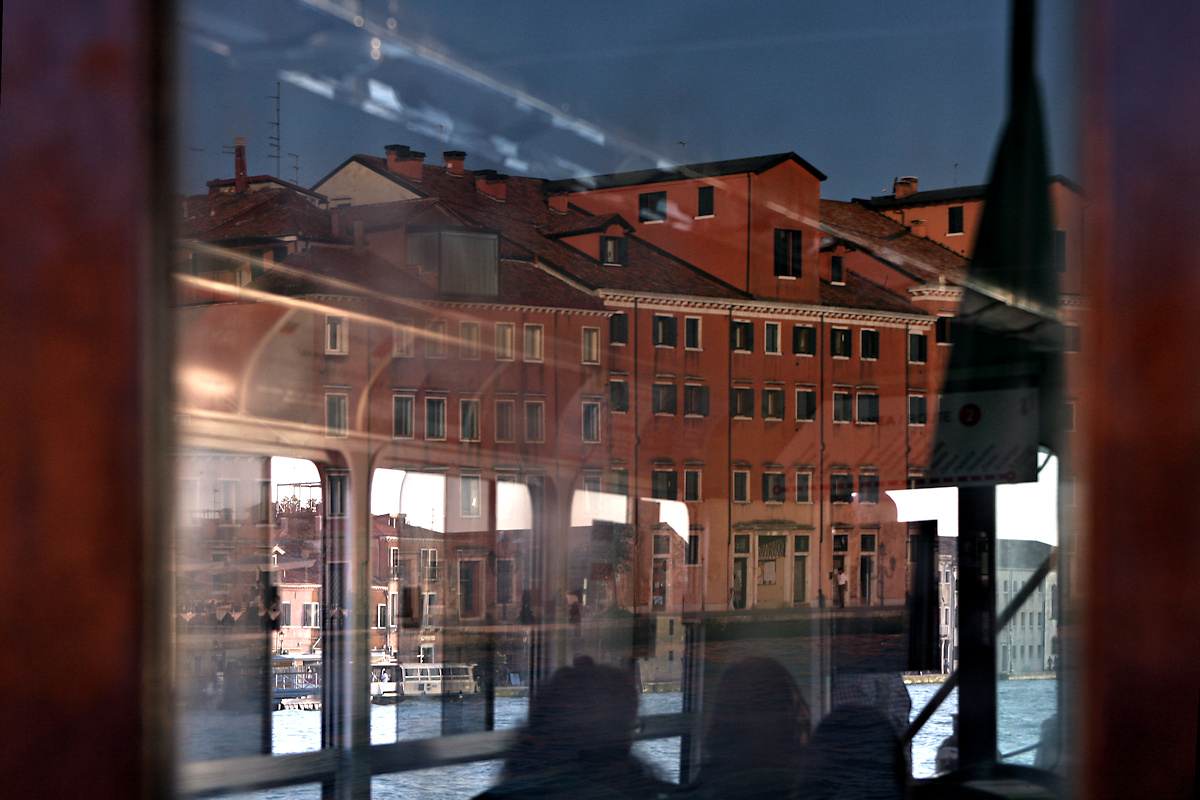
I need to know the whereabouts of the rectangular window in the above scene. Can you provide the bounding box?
[793,324,816,355]
[833,391,852,423]
[833,534,850,554]
[302,602,320,628]
[762,472,786,504]
[935,316,952,344]
[796,388,816,421]
[280,602,292,627]
[684,469,702,502]
[582,327,600,364]
[774,228,802,277]
[459,322,481,359]
[861,533,877,552]
[495,323,515,360]
[583,472,601,493]
[524,401,545,442]
[582,401,601,443]
[325,315,348,354]
[639,190,667,223]
[909,394,927,426]
[652,315,677,347]
[731,387,754,418]
[523,324,544,362]
[610,313,628,345]
[600,235,628,266]
[948,205,965,234]
[460,398,480,442]
[326,393,348,438]
[831,474,854,503]
[327,472,348,518]
[831,327,852,358]
[460,475,482,517]
[859,474,880,504]
[831,255,845,284]
[765,322,781,354]
[795,472,812,503]
[763,388,785,420]
[651,470,678,500]
[909,332,928,363]
[610,468,629,496]
[425,397,446,440]
[652,383,677,415]
[731,320,753,352]
[857,392,879,424]
[686,530,701,565]
[697,185,714,217]
[861,329,879,360]
[654,534,670,555]
[1053,229,1067,273]
[495,400,515,442]
[393,395,414,438]
[734,534,751,555]
[684,384,710,416]
[610,380,630,413]
[733,471,750,503]
[685,317,701,349]
[407,231,438,272]
[426,320,447,358]
[394,321,414,357]
[795,535,810,554]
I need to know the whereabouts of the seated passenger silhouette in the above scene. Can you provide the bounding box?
[475,656,670,800]
[795,706,906,800]
[687,657,811,800]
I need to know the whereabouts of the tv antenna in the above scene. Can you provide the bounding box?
[288,153,302,185]
[268,81,282,177]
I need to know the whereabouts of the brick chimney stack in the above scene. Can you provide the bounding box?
[474,170,508,201]
[384,144,425,181]
[894,176,918,198]
[234,136,248,194]
[444,151,466,176]
[909,219,927,237]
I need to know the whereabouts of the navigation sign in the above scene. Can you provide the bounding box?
[926,387,1039,486]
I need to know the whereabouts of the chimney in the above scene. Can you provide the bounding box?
[894,176,918,198]
[547,191,568,214]
[443,150,466,176]
[234,136,248,194]
[909,219,927,237]
[384,144,425,181]
[474,170,507,201]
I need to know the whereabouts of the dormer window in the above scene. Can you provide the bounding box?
[831,255,845,284]
[600,235,628,266]
[406,229,500,296]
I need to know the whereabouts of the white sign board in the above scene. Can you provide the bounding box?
[926,387,1039,486]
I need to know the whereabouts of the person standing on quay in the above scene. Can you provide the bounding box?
[837,568,848,608]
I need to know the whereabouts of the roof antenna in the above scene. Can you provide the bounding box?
[953,162,960,187]
[288,153,301,185]
[268,81,282,177]
[678,141,686,164]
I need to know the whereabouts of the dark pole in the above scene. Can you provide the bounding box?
[956,486,997,766]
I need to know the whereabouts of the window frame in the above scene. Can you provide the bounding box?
[683,384,710,417]
[425,396,447,440]
[651,469,678,500]
[684,468,702,502]
[765,321,782,355]
[793,324,816,356]
[909,394,928,426]
[731,386,755,419]
[859,473,880,504]
[582,400,601,443]
[610,379,630,413]
[460,474,482,518]
[861,329,880,360]
[795,472,812,504]
[459,321,481,360]
[638,190,667,223]
[796,388,817,422]
[696,185,714,218]
[523,324,544,362]
[393,394,415,439]
[652,314,677,347]
[762,472,786,504]
[425,319,447,359]
[325,315,349,355]
[732,470,750,503]
[610,312,629,345]
[832,390,853,423]
[909,332,928,363]
[684,316,702,350]
[831,474,854,504]
[948,205,965,235]
[774,228,802,277]
[831,327,852,358]
[763,387,785,420]
[326,392,349,438]
[495,399,516,442]
[495,322,515,360]
[460,398,481,442]
[731,320,754,352]
[600,235,628,266]
[394,320,414,357]
[857,391,880,425]
[652,383,678,415]
[524,400,545,443]
[581,326,601,364]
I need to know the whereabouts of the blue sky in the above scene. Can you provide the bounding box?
[177,0,1078,201]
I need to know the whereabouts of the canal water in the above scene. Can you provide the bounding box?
[214,678,1056,798]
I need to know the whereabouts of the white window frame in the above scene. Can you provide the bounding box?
[796,387,817,422]
[325,315,348,355]
[425,397,447,440]
[495,323,515,360]
[765,321,781,355]
[582,401,601,443]
[762,472,786,504]
[857,391,880,425]
[394,320,414,357]
[831,327,852,359]
[525,401,545,443]
[495,399,515,442]
[460,321,481,360]
[908,394,927,426]
[393,394,415,439]
[460,398,481,442]
[861,328,880,360]
[460,474,482,518]
[685,316,702,350]
[523,324,544,362]
[326,392,349,438]
[581,327,600,364]
[426,320,447,359]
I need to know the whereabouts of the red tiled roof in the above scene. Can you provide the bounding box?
[181,189,334,242]
[820,199,968,285]
[252,244,438,300]
[540,213,633,238]
[819,272,926,315]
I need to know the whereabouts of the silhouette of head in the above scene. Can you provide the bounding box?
[797,705,905,800]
